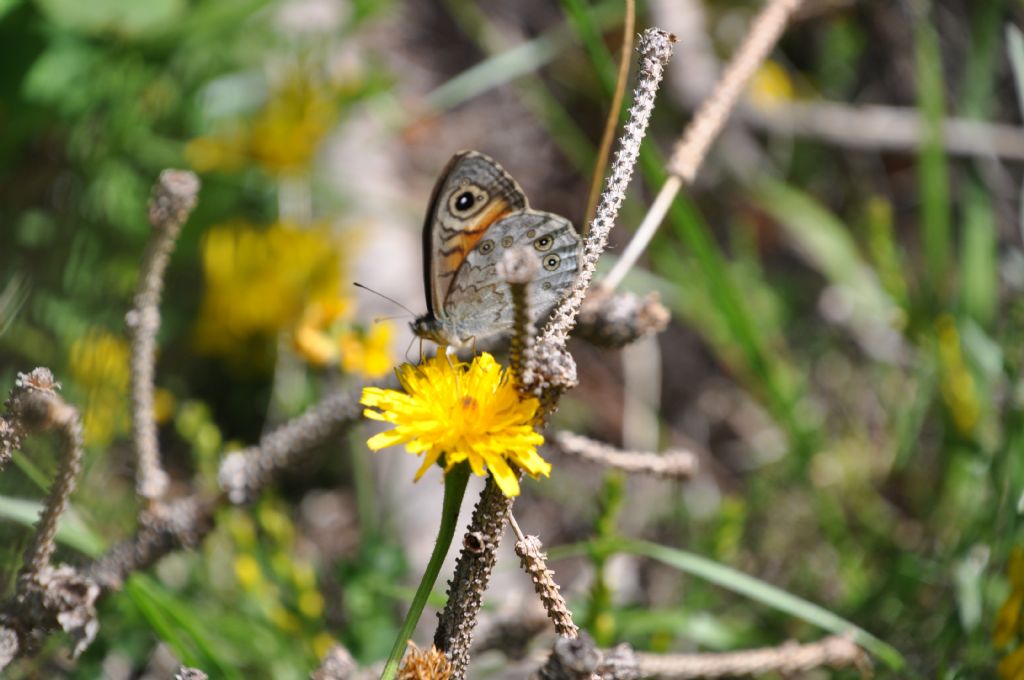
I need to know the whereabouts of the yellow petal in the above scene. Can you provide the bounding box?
[487,456,520,497]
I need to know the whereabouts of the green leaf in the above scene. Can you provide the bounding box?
[608,538,905,671]
[0,494,105,557]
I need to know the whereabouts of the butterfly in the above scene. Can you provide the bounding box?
[411,151,582,348]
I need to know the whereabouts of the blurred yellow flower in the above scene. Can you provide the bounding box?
[68,329,130,446]
[340,322,397,379]
[234,553,263,591]
[194,221,341,362]
[361,352,548,497]
[748,60,795,109]
[187,71,338,175]
[292,298,352,366]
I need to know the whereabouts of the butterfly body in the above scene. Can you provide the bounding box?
[412,151,581,348]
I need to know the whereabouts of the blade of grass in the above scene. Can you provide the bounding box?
[126,574,242,680]
[608,538,905,671]
[438,0,596,173]
[914,12,952,304]
[0,494,105,557]
[752,180,897,324]
[422,1,622,114]
[957,2,1004,328]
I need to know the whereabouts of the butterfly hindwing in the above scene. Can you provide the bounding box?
[443,211,581,338]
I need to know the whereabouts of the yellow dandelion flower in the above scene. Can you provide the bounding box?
[186,70,338,175]
[293,298,353,366]
[360,352,548,497]
[193,221,341,362]
[340,321,397,379]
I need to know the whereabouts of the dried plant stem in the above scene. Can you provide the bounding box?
[668,0,803,180]
[500,247,540,385]
[635,634,870,678]
[583,0,635,230]
[603,0,805,294]
[552,431,697,480]
[86,495,215,591]
[127,170,200,502]
[20,411,82,576]
[434,477,515,679]
[218,390,361,504]
[600,176,682,291]
[509,515,578,638]
[12,372,84,578]
[542,28,675,347]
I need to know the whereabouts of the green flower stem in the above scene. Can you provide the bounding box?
[380,463,470,680]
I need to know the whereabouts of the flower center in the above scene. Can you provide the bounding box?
[460,396,478,412]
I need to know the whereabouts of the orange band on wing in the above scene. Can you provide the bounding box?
[437,201,513,285]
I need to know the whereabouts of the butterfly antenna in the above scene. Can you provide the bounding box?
[372,314,409,324]
[354,282,416,317]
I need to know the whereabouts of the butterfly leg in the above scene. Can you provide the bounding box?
[444,345,462,395]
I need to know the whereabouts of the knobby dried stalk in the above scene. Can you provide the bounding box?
[542,28,676,348]
[127,169,200,503]
[433,477,515,680]
[218,389,361,504]
[634,633,870,678]
[11,370,84,578]
[431,28,676,678]
[513,531,577,638]
[0,370,99,670]
[602,0,806,293]
[552,431,697,480]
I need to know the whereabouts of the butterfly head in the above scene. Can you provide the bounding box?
[411,315,452,346]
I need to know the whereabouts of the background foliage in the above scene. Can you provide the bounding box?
[1,0,1023,677]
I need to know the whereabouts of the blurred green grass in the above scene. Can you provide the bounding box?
[1,0,1022,677]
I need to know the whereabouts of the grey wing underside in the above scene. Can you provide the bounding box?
[442,211,581,339]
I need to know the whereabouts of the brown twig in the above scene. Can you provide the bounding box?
[634,634,871,678]
[218,389,361,504]
[602,0,805,293]
[542,28,675,347]
[9,369,84,578]
[552,431,697,480]
[583,0,636,231]
[86,494,216,591]
[576,288,670,348]
[127,169,200,503]
[500,247,540,387]
[534,634,640,680]
[433,477,515,680]
[509,515,578,638]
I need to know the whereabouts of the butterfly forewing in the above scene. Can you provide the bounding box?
[421,151,527,318]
